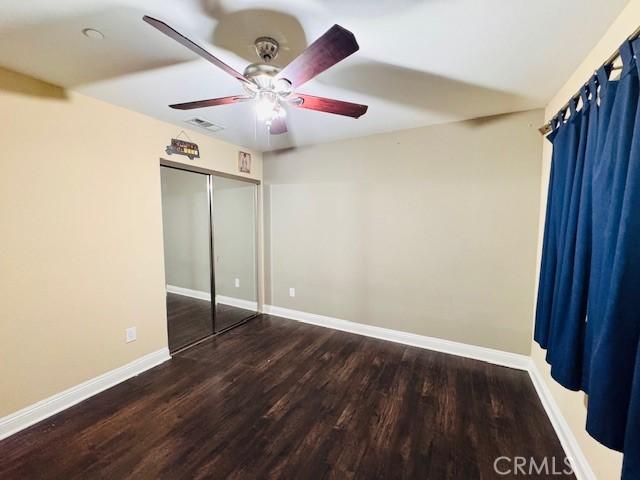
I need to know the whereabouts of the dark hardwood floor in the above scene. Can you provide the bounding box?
[166,293,213,351]
[215,302,257,332]
[0,316,573,479]
[166,294,257,351]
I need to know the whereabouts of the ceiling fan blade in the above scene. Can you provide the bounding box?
[169,95,252,110]
[277,24,359,88]
[291,94,368,118]
[143,16,251,86]
[269,116,288,135]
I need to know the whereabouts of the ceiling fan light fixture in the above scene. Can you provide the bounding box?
[265,104,285,126]
[255,91,278,122]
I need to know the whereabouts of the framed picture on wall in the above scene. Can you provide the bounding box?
[238,151,251,174]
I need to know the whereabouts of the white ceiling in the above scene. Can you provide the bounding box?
[0,0,629,151]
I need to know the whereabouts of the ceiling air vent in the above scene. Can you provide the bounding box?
[185,117,225,132]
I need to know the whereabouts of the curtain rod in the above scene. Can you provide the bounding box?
[538,24,640,135]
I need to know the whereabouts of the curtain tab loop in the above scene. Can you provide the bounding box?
[619,41,634,75]
[568,99,577,117]
[555,109,565,129]
[580,85,590,109]
[597,65,611,93]
[588,74,598,98]
[632,38,640,74]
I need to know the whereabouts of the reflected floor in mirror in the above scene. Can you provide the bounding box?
[215,302,257,332]
[166,293,213,352]
[167,293,257,352]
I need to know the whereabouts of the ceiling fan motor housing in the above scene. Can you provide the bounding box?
[255,36,280,63]
[242,62,292,99]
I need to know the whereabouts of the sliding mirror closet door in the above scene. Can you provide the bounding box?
[212,176,258,331]
[161,167,214,352]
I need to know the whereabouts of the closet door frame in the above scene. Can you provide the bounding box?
[160,158,261,336]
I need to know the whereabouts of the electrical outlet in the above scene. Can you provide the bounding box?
[235,278,240,288]
[126,327,137,343]
[289,287,296,298]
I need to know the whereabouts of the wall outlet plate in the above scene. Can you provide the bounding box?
[289,287,296,298]
[126,327,137,343]
[235,278,240,288]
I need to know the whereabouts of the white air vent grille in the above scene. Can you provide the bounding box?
[185,118,225,132]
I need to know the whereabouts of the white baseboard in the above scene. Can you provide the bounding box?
[0,348,171,441]
[262,305,530,370]
[216,295,258,311]
[166,284,210,301]
[527,360,595,480]
[166,286,257,311]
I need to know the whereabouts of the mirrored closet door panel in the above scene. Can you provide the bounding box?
[212,175,258,331]
[161,166,214,352]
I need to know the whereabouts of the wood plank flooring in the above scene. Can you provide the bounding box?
[215,303,257,332]
[166,293,257,351]
[166,293,213,351]
[0,315,573,479]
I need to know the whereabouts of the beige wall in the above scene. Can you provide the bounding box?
[0,67,262,417]
[264,109,543,355]
[531,1,640,478]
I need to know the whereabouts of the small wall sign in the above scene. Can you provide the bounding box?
[166,138,200,160]
[238,151,252,173]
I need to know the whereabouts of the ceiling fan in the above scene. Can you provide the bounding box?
[143,15,368,135]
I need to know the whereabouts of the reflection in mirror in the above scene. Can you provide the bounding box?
[160,167,214,351]
[212,176,258,331]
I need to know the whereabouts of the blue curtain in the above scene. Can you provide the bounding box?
[534,111,568,350]
[583,64,619,393]
[545,89,591,391]
[535,39,640,479]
